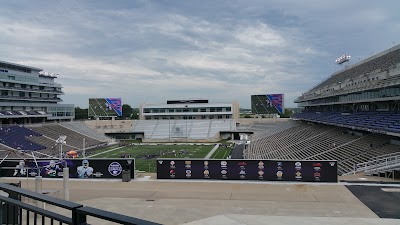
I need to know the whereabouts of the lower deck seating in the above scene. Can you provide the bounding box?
[246,121,400,175]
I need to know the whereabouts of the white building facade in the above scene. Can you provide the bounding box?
[140,100,240,120]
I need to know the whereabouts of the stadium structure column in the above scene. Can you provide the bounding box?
[35,176,43,208]
[63,168,69,201]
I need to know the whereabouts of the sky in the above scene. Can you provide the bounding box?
[0,0,399,109]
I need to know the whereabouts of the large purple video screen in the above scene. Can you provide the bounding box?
[251,94,284,114]
[157,159,337,182]
[88,98,122,117]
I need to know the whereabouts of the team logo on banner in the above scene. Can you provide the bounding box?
[108,162,123,176]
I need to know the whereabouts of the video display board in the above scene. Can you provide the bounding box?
[88,98,122,117]
[157,159,337,182]
[0,158,134,179]
[251,94,284,114]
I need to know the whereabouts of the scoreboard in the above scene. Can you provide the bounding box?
[251,94,284,114]
[88,98,122,117]
[157,159,337,182]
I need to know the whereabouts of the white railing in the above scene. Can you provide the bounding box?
[352,152,400,175]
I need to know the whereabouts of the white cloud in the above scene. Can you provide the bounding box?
[1,0,399,109]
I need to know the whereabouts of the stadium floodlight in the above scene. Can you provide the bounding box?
[56,135,67,160]
[335,54,351,64]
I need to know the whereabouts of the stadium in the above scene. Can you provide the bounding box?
[1,45,400,224]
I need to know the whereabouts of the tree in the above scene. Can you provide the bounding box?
[75,107,88,120]
[131,108,139,119]
[122,104,133,119]
[280,109,294,118]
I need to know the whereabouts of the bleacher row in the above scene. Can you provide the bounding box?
[292,111,400,134]
[240,121,299,141]
[132,120,236,140]
[0,122,109,157]
[246,122,400,175]
[311,47,400,92]
[0,110,47,116]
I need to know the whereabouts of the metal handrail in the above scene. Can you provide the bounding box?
[355,152,400,174]
[0,183,160,225]
[0,195,72,224]
[76,206,162,225]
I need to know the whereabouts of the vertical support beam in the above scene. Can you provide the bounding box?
[63,168,69,201]
[83,138,86,158]
[72,208,87,225]
[35,176,43,208]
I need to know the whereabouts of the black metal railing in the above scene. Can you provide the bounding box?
[0,183,161,225]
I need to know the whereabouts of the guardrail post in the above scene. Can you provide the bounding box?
[72,208,87,225]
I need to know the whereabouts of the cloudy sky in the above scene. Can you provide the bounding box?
[0,0,399,108]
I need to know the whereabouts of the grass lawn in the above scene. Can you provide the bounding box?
[94,144,216,172]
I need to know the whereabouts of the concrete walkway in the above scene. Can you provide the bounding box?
[3,177,398,225]
[185,215,400,225]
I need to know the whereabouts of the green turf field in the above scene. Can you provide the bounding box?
[210,147,232,159]
[93,144,216,172]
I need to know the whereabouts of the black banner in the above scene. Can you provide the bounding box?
[0,158,134,179]
[157,159,337,182]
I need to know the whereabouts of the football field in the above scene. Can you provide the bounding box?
[92,144,218,172]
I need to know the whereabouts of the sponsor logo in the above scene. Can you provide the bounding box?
[221,161,227,167]
[258,161,264,166]
[204,161,209,166]
[313,163,321,167]
[295,171,302,179]
[277,162,282,169]
[221,170,227,175]
[314,172,321,177]
[238,162,247,166]
[158,160,163,164]
[239,170,246,175]
[93,172,104,178]
[276,171,283,178]
[170,161,175,166]
[329,162,336,166]
[240,175,246,179]
[108,162,123,176]
[295,162,302,170]
[258,170,264,176]
[314,167,321,171]
[204,170,209,175]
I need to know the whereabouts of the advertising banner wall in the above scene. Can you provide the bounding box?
[157,159,337,182]
[0,158,134,179]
